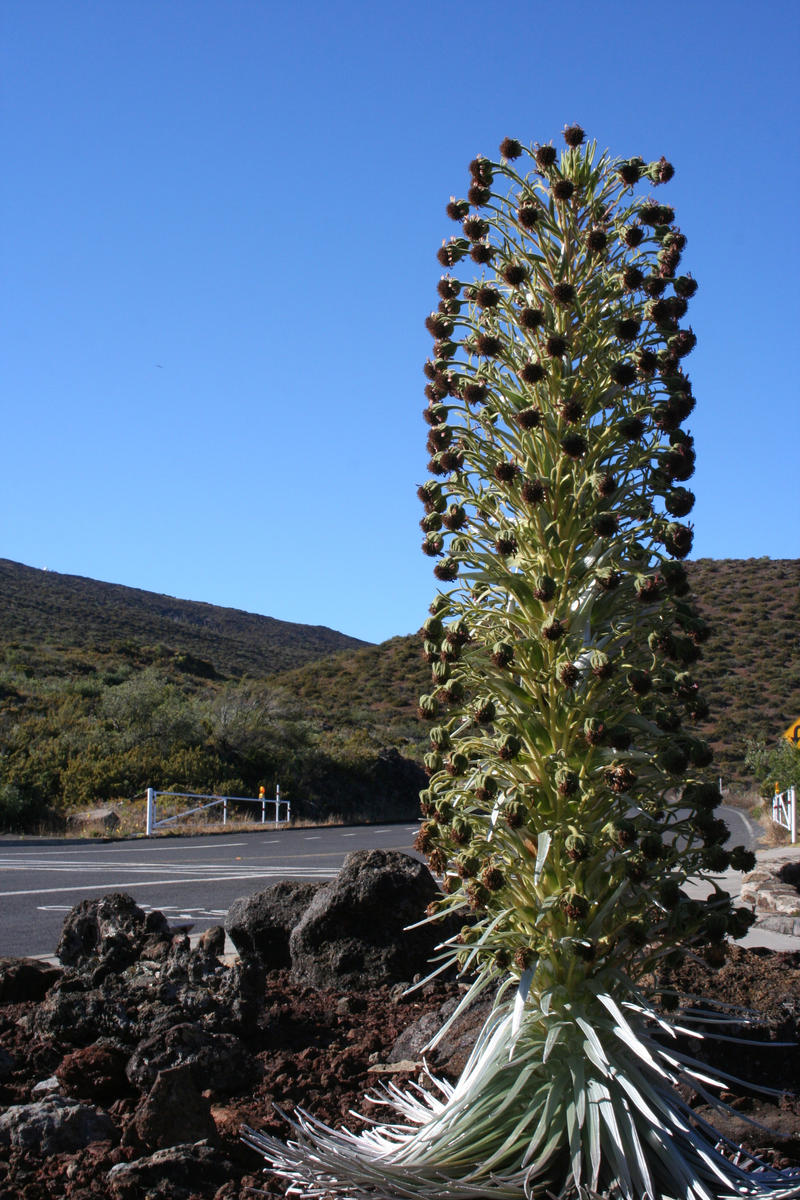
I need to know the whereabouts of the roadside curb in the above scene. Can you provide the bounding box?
[742,844,800,939]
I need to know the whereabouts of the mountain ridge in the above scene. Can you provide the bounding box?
[0,558,369,678]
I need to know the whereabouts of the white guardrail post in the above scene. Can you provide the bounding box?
[144,787,291,834]
[145,787,156,837]
[772,785,798,844]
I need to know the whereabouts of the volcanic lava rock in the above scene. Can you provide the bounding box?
[57,892,171,970]
[225,880,321,966]
[126,1022,258,1095]
[106,1141,232,1199]
[0,1094,116,1154]
[131,1064,217,1149]
[289,848,441,989]
[56,1039,131,1103]
[0,956,62,1003]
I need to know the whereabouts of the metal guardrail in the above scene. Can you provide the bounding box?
[772,785,797,844]
[145,786,290,836]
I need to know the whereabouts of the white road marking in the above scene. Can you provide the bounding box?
[38,903,229,919]
[0,859,294,872]
[0,868,338,898]
[102,841,248,852]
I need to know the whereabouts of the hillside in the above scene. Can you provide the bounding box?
[274,557,800,790]
[0,559,367,678]
[0,557,797,829]
[687,558,800,784]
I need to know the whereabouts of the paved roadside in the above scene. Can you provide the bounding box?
[684,840,800,951]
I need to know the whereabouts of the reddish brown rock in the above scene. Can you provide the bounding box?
[56,1039,131,1103]
[132,1065,217,1149]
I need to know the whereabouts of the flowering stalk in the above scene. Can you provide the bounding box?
[246,129,800,1200]
[415,130,750,994]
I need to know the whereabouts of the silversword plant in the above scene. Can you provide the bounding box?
[246,129,800,1200]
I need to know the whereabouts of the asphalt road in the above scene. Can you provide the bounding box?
[0,805,761,960]
[0,822,422,959]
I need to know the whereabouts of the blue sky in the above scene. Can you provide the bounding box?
[2,0,798,644]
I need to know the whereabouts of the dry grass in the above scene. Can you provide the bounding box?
[32,798,402,842]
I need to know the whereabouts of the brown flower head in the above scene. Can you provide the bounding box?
[474,332,502,357]
[561,891,589,921]
[642,275,667,298]
[622,265,644,290]
[469,156,494,185]
[433,558,458,581]
[585,227,608,253]
[481,865,505,891]
[546,333,570,358]
[535,144,557,169]
[497,731,520,758]
[615,317,640,341]
[606,764,636,793]
[674,275,698,298]
[532,574,556,601]
[425,312,454,339]
[501,262,528,286]
[522,476,546,504]
[559,397,584,423]
[593,472,617,497]
[623,225,644,248]
[627,669,651,696]
[517,202,541,229]
[560,430,587,458]
[442,503,467,530]
[639,202,674,226]
[495,532,518,556]
[514,946,535,970]
[493,460,519,483]
[656,156,675,183]
[520,360,545,384]
[592,512,618,537]
[476,285,501,309]
[619,415,645,440]
[437,275,461,300]
[492,642,515,669]
[563,124,585,146]
[499,136,523,160]
[446,198,470,221]
[423,401,447,425]
[520,306,545,330]
[467,183,491,206]
[552,179,575,201]
[463,214,489,241]
[557,661,581,688]
[617,159,642,186]
[593,566,620,596]
[669,328,697,358]
[461,379,488,405]
[541,616,566,641]
[611,361,637,386]
[637,349,659,378]
[470,241,495,264]
[437,238,468,267]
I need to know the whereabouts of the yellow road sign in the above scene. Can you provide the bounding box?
[784,718,800,746]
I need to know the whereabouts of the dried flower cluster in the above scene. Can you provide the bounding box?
[416,129,754,993]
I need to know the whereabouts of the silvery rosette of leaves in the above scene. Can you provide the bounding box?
[244,129,800,1200]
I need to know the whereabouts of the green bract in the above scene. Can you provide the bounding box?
[247,130,800,1200]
